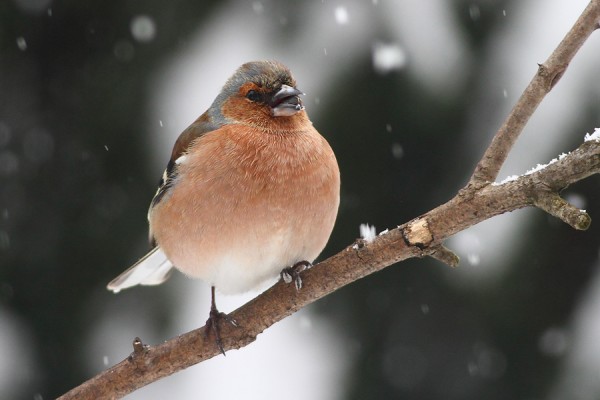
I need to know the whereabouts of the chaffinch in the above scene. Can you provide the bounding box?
[107,60,340,354]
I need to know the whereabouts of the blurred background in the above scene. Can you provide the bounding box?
[1,0,600,399]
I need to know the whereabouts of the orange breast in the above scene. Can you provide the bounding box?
[149,122,340,294]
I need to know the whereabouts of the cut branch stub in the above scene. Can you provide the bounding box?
[402,218,433,249]
[401,219,459,267]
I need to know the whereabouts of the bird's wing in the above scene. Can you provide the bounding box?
[107,247,173,293]
[109,105,222,291]
[148,113,222,246]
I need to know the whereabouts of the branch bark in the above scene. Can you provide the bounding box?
[59,1,600,399]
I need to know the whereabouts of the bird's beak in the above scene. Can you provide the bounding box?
[270,85,305,117]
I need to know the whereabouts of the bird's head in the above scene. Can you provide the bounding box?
[210,61,308,130]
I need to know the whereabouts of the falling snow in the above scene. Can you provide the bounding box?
[467,253,481,266]
[469,4,481,21]
[130,15,156,43]
[299,315,313,331]
[16,37,27,51]
[372,42,406,74]
[334,6,349,25]
[538,327,569,357]
[391,143,404,159]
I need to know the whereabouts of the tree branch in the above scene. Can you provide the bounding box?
[469,0,600,184]
[58,1,600,398]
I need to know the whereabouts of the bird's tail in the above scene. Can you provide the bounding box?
[107,247,173,293]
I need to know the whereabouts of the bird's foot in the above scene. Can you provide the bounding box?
[205,308,238,356]
[280,260,313,290]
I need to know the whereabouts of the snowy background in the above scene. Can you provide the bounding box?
[1,0,600,399]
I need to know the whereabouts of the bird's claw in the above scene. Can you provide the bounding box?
[280,260,312,290]
[205,309,238,356]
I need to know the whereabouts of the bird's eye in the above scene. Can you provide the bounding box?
[246,90,261,102]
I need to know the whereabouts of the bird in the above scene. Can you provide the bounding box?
[107,60,340,354]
